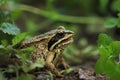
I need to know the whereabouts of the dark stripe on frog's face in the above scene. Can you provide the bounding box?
[48,31,73,51]
[48,32,65,51]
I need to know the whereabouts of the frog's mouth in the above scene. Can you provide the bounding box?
[48,33,73,51]
[56,36,73,49]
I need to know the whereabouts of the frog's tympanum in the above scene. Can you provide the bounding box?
[20,26,74,77]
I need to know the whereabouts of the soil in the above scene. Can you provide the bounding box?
[29,62,109,80]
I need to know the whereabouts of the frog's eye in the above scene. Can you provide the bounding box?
[57,33,64,38]
[48,33,64,51]
[57,26,65,31]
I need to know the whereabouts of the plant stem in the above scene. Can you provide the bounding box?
[4,4,105,24]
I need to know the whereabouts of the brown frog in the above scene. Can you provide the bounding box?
[20,26,74,77]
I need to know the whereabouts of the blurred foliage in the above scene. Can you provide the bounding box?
[0,0,120,79]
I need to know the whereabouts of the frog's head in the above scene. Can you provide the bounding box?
[48,26,74,51]
[20,26,73,50]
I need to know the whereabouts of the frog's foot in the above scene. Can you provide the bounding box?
[56,57,70,69]
[57,62,70,70]
[60,70,66,74]
[55,72,63,77]
[63,63,70,69]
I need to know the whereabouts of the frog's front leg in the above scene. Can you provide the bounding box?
[56,55,69,69]
[45,52,62,77]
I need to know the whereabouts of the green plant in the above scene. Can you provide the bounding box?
[95,33,120,80]
[0,22,45,80]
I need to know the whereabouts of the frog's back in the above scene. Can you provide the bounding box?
[20,29,57,47]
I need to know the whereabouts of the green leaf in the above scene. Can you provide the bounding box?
[104,59,116,74]
[65,68,73,74]
[12,32,27,46]
[1,40,8,47]
[21,63,30,73]
[30,58,45,70]
[95,58,120,80]
[99,45,110,57]
[104,18,117,28]
[110,41,120,57]
[97,33,112,47]
[109,63,120,80]
[19,47,35,54]
[0,31,14,45]
[95,58,117,79]
[117,64,120,74]
[104,59,120,80]
[18,74,33,80]
[95,57,106,74]
[0,22,20,35]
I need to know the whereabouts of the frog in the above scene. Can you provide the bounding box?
[20,26,74,77]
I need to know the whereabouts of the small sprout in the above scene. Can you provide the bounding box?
[48,71,54,80]
[65,68,73,74]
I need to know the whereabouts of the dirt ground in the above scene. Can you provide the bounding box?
[29,62,109,80]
